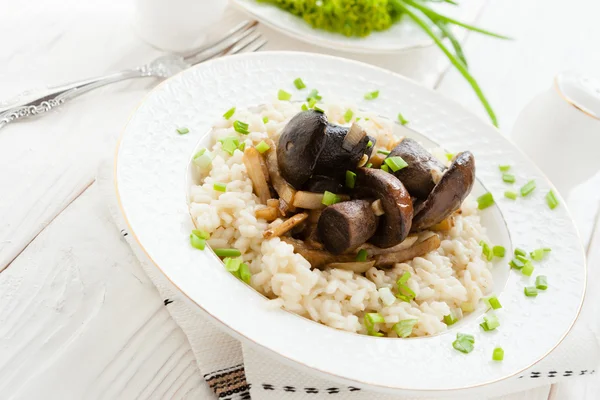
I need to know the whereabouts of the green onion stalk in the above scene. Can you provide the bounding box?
[257,0,513,127]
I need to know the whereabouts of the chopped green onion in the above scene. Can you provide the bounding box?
[213,182,227,192]
[224,257,242,272]
[233,120,250,135]
[306,89,322,101]
[223,107,236,120]
[364,313,385,336]
[176,127,189,135]
[446,153,454,161]
[301,103,308,111]
[239,263,251,284]
[221,137,240,155]
[499,165,511,172]
[509,258,525,270]
[477,192,495,210]
[313,105,324,113]
[514,248,527,257]
[344,109,354,123]
[516,254,529,264]
[530,248,546,261]
[397,271,411,285]
[238,142,245,152]
[355,117,361,122]
[524,286,538,297]
[504,191,518,200]
[543,247,552,253]
[190,232,206,250]
[546,190,559,209]
[397,112,409,125]
[278,89,292,101]
[380,164,390,173]
[452,333,475,354]
[364,90,379,100]
[365,163,373,168]
[307,98,317,109]
[444,313,458,326]
[520,180,536,197]
[356,248,368,262]
[535,275,548,290]
[345,170,357,189]
[377,149,391,155]
[322,191,341,206]
[480,314,500,331]
[522,263,534,276]
[193,149,212,169]
[262,116,269,124]
[492,246,505,258]
[293,78,306,90]
[393,319,418,338]
[256,141,270,154]
[214,248,242,258]
[384,156,408,172]
[502,173,516,183]
[484,296,502,310]
[480,240,493,261]
[396,283,415,302]
[192,229,210,240]
[367,140,373,148]
[492,347,504,361]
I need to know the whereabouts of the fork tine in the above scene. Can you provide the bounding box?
[221,32,266,57]
[184,20,258,64]
[238,36,268,54]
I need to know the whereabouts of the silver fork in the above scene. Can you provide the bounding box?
[0,20,267,130]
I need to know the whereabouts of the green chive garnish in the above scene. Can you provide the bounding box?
[446,153,454,161]
[233,120,250,135]
[262,116,269,124]
[301,103,309,111]
[223,107,236,120]
[530,248,546,261]
[492,246,505,258]
[397,112,409,125]
[221,137,239,155]
[367,140,373,148]
[524,286,538,297]
[499,165,511,172]
[322,191,341,206]
[444,313,458,326]
[190,232,206,250]
[306,89,322,102]
[213,182,227,192]
[364,90,379,100]
[504,191,518,200]
[397,272,411,285]
[479,240,493,261]
[356,248,368,262]
[520,180,536,197]
[509,257,525,270]
[239,263,252,284]
[278,89,292,101]
[377,149,391,155]
[224,257,242,272]
[238,142,245,152]
[214,248,242,258]
[192,229,210,240]
[293,78,306,90]
[256,141,270,154]
[384,156,408,172]
[176,127,189,135]
[546,190,559,209]
[193,149,212,169]
[484,296,502,310]
[344,109,354,123]
[380,164,390,173]
[492,347,504,361]
[452,333,475,354]
[477,192,495,210]
[514,248,527,257]
[345,170,357,189]
[313,105,324,113]
[365,313,385,337]
[393,319,418,338]
[502,173,515,183]
[521,263,534,277]
[365,163,373,168]
[535,275,548,290]
[480,314,500,331]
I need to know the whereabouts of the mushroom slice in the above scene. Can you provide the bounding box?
[371,199,385,216]
[255,206,279,222]
[281,237,354,267]
[277,110,328,188]
[374,233,441,266]
[353,235,419,256]
[387,138,446,200]
[317,200,379,254]
[292,191,350,209]
[325,261,376,274]
[369,153,386,169]
[243,147,271,204]
[411,151,475,231]
[263,213,308,239]
[303,175,344,194]
[430,216,455,232]
[354,168,413,248]
[265,141,297,207]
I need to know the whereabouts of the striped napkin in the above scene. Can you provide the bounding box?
[99,161,600,399]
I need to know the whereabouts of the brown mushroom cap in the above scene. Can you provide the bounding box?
[354,168,413,248]
[277,110,328,189]
[304,175,344,194]
[387,138,446,200]
[411,151,475,231]
[317,200,378,254]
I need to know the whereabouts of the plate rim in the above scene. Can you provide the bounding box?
[114,50,587,393]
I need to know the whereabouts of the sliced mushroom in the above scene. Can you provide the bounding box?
[243,147,271,204]
[411,151,475,231]
[281,237,351,267]
[292,191,350,209]
[265,141,296,208]
[352,234,419,256]
[303,175,344,194]
[317,200,379,254]
[374,233,441,266]
[255,206,279,222]
[387,138,446,200]
[324,261,376,273]
[263,213,308,239]
[354,168,413,248]
[277,110,328,188]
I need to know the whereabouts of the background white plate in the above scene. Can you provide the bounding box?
[232,0,484,54]
[115,52,586,395]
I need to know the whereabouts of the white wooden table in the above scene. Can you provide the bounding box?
[1,0,599,398]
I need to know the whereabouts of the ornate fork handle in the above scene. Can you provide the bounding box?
[0,69,142,128]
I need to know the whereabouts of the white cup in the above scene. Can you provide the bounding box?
[134,0,228,53]
[510,72,600,197]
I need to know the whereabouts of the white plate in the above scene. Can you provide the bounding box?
[114,52,586,395]
[232,0,483,54]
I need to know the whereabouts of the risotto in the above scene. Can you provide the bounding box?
[189,100,493,337]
